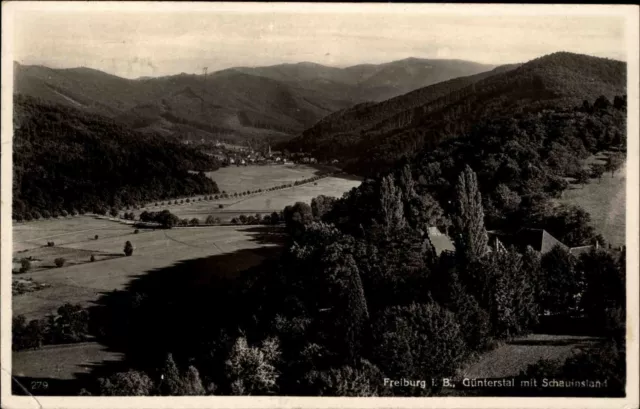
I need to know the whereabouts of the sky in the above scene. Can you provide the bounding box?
[8,3,629,79]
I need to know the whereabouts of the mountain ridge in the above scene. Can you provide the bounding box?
[285,52,626,176]
[14,57,494,142]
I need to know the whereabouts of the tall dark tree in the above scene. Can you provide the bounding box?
[452,166,488,266]
[379,175,405,231]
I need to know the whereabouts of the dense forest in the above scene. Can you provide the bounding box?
[286,52,626,176]
[12,95,221,220]
[16,94,623,397]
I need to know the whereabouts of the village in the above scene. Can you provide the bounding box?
[183,138,338,167]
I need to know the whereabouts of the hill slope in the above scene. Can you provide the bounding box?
[14,58,493,142]
[12,95,221,220]
[287,52,626,176]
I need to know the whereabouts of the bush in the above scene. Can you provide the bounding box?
[95,235,99,240]
[134,229,140,234]
[219,204,224,209]
[205,215,216,224]
[54,258,66,268]
[51,303,90,343]
[98,370,155,396]
[13,315,44,350]
[189,218,200,226]
[20,258,32,273]
[124,241,133,256]
[90,255,96,262]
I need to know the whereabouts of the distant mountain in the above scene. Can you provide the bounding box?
[14,58,493,142]
[234,58,494,102]
[286,52,626,176]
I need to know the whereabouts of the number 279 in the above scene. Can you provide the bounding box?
[31,381,48,390]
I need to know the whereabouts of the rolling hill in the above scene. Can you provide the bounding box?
[286,52,626,176]
[12,94,221,220]
[14,58,493,142]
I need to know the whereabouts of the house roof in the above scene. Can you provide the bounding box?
[488,228,566,254]
[426,227,455,256]
[520,228,567,253]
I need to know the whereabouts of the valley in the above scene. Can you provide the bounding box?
[12,165,361,383]
[10,49,629,399]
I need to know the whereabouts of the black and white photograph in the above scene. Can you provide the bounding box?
[1,3,638,408]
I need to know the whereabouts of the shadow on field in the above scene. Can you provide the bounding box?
[14,224,287,396]
[75,226,286,393]
[243,225,288,246]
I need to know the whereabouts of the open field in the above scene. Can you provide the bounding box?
[13,342,124,381]
[224,176,361,211]
[13,217,134,253]
[12,218,282,320]
[13,170,361,321]
[121,174,361,222]
[205,163,324,193]
[13,245,121,271]
[460,334,602,379]
[557,153,626,246]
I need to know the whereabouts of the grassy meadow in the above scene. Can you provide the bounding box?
[205,163,323,193]
[557,153,626,246]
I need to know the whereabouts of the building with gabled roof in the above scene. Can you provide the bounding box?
[427,226,603,259]
[488,228,603,257]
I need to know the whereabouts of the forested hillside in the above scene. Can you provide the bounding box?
[287,52,626,176]
[12,95,221,220]
[14,58,492,142]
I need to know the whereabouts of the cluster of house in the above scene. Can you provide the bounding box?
[201,141,340,167]
[426,226,608,258]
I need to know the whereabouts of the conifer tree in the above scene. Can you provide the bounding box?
[452,165,488,266]
[159,353,184,395]
[183,366,206,395]
[379,175,405,231]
